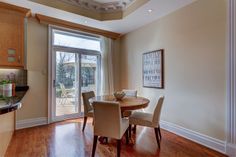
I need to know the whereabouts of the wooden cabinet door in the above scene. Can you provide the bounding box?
[0,9,24,68]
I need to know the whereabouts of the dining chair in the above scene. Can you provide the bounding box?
[59,83,74,106]
[129,96,164,149]
[122,89,137,97]
[92,101,129,157]
[81,91,95,131]
[122,89,138,117]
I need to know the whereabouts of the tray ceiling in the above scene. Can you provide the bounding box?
[2,0,197,34]
[58,0,135,13]
[29,0,148,21]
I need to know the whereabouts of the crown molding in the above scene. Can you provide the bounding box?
[59,0,135,13]
[35,14,121,39]
[0,2,31,17]
[29,0,149,21]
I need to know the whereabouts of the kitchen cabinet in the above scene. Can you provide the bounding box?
[0,2,31,68]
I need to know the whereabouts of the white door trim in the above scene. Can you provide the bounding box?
[48,25,102,123]
[227,0,236,156]
[48,25,53,124]
[51,49,81,122]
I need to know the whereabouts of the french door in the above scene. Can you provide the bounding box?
[51,48,100,122]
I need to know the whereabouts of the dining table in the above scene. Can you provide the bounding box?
[89,95,150,113]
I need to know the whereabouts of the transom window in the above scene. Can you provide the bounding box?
[53,29,101,51]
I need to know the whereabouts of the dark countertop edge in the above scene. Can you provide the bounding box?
[0,102,22,115]
[15,85,29,91]
[0,86,28,115]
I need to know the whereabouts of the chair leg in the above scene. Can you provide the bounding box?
[125,129,129,144]
[158,126,162,140]
[92,135,98,157]
[117,139,121,157]
[133,125,136,134]
[129,124,132,138]
[82,117,87,131]
[154,128,160,149]
[105,137,108,143]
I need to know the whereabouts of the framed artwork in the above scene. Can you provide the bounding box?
[143,49,164,88]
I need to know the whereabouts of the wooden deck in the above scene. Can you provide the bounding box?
[56,98,83,116]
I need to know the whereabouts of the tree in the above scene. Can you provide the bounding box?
[56,52,74,87]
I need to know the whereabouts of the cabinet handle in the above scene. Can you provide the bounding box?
[18,56,21,63]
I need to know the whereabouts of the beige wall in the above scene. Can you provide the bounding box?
[0,112,14,156]
[120,0,226,140]
[17,19,48,120]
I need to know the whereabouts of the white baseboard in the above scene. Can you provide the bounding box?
[226,143,236,157]
[160,120,226,154]
[16,117,48,130]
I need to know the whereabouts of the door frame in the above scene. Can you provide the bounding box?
[226,0,236,156]
[51,49,80,122]
[48,25,101,123]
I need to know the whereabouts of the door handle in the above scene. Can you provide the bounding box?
[53,80,56,88]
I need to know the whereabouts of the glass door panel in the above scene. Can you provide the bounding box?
[55,51,79,117]
[80,54,100,113]
[50,28,102,122]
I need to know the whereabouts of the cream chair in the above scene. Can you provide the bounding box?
[122,89,137,97]
[122,89,138,117]
[59,83,75,105]
[129,96,164,149]
[92,101,129,157]
[81,91,95,131]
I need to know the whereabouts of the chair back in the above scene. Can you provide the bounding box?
[82,91,95,115]
[59,83,67,97]
[92,101,122,139]
[122,89,137,97]
[152,96,165,125]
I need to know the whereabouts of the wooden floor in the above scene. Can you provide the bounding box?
[6,118,227,157]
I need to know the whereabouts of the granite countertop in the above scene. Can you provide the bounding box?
[0,86,29,115]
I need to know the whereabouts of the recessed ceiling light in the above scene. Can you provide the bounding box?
[148,9,153,13]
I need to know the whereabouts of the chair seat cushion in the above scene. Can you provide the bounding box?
[129,112,157,127]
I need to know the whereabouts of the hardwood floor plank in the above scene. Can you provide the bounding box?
[5,118,227,157]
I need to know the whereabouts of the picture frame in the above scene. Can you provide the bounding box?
[143,49,164,88]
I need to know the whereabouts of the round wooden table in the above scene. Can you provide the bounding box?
[89,95,150,112]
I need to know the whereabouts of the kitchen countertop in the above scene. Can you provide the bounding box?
[0,86,29,115]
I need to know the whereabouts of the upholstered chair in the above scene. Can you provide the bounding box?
[92,101,129,157]
[122,89,137,97]
[122,89,138,117]
[129,96,164,149]
[81,91,95,131]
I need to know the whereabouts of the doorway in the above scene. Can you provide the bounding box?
[49,27,101,122]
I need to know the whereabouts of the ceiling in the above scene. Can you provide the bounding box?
[58,0,136,13]
[1,0,197,35]
[28,0,149,20]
